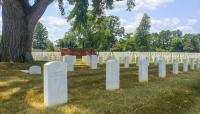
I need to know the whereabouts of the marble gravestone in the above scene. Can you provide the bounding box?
[138,58,149,82]
[63,55,74,71]
[146,57,150,65]
[82,56,86,63]
[129,56,133,64]
[159,58,166,78]
[99,56,103,65]
[29,66,41,75]
[154,57,159,65]
[44,61,68,107]
[190,58,195,70]
[117,56,123,64]
[183,59,189,72]
[120,57,124,64]
[124,56,130,68]
[91,55,97,69]
[173,59,179,74]
[72,56,76,65]
[106,59,120,90]
[86,55,91,65]
[197,59,200,69]
[136,56,140,66]
[43,56,48,61]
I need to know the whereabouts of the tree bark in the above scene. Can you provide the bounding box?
[0,0,53,63]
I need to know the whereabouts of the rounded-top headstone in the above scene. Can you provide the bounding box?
[91,55,97,69]
[173,59,179,74]
[44,61,68,107]
[159,58,166,78]
[138,58,149,82]
[183,59,189,72]
[106,59,120,90]
[29,66,41,75]
[190,58,195,70]
[154,57,159,65]
[63,55,74,71]
[124,56,130,68]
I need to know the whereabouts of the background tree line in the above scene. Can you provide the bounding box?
[31,13,200,52]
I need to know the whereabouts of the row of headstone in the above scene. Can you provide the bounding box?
[33,52,200,62]
[43,56,200,107]
[97,53,200,65]
[32,52,61,61]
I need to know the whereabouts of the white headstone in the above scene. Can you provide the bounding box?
[136,56,140,66]
[190,58,195,70]
[72,56,76,65]
[146,57,150,65]
[183,59,189,72]
[43,56,48,61]
[197,59,200,69]
[129,56,133,63]
[29,66,41,74]
[117,56,123,64]
[63,55,74,71]
[106,59,120,90]
[44,61,68,107]
[91,55,97,69]
[173,59,179,74]
[86,55,91,65]
[82,56,86,63]
[138,58,149,82]
[154,57,159,65]
[99,56,103,65]
[120,57,124,64]
[159,58,166,78]
[124,56,130,68]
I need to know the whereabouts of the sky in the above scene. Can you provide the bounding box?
[0,0,200,42]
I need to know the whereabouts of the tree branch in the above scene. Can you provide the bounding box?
[28,0,54,30]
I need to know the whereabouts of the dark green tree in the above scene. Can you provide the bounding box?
[183,34,200,52]
[118,34,136,51]
[55,32,78,49]
[46,39,55,51]
[55,39,65,49]
[150,30,183,51]
[70,12,124,51]
[32,22,48,50]
[170,39,183,52]
[94,15,125,51]
[135,13,151,51]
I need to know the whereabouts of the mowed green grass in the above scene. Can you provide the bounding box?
[0,61,200,114]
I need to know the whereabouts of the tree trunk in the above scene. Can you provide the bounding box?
[1,18,33,62]
[0,4,34,62]
[0,0,53,63]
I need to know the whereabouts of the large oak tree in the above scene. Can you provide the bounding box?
[0,0,134,62]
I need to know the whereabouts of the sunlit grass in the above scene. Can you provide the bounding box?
[0,61,200,114]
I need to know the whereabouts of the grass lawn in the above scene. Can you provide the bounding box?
[0,61,200,114]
